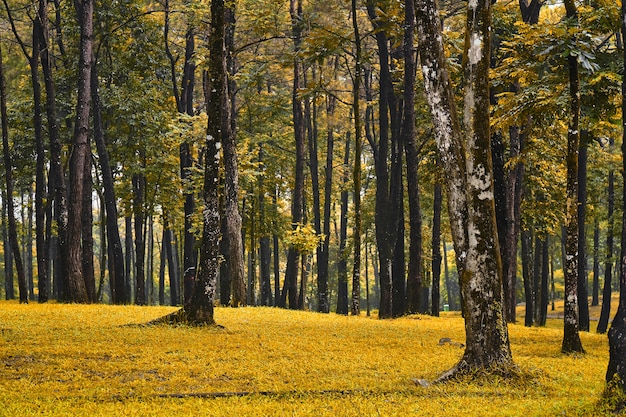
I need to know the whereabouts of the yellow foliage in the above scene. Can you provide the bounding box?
[0,302,613,416]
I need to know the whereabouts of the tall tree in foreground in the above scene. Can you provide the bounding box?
[66,0,94,303]
[605,0,626,397]
[415,0,513,378]
[561,0,584,353]
[183,0,228,324]
[0,44,28,304]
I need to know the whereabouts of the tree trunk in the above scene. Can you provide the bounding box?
[577,136,590,331]
[164,225,180,306]
[184,0,229,325]
[258,146,272,307]
[592,221,600,307]
[415,0,513,377]
[561,0,585,354]
[223,4,246,308]
[403,0,423,317]
[39,0,69,302]
[133,173,146,306]
[605,1,626,391]
[125,216,133,301]
[432,183,442,316]
[0,44,27,304]
[317,90,336,313]
[91,58,126,304]
[66,0,93,304]
[82,154,96,302]
[336,133,350,315]
[521,228,534,326]
[538,237,549,326]
[598,164,614,334]
[351,0,362,316]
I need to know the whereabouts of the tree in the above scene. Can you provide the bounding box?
[0,43,28,304]
[183,0,229,324]
[415,0,514,378]
[66,0,94,304]
[561,0,585,354]
[605,0,626,397]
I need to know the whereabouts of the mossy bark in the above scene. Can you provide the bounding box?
[415,0,513,378]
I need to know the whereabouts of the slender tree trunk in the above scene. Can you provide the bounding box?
[522,228,534,326]
[351,0,362,316]
[538,236,549,326]
[159,230,166,305]
[592,221,600,306]
[598,164,614,333]
[82,155,96,302]
[336,134,350,315]
[404,0,422,315]
[125,215,133,301]
[577,136,590,331]
[432,183,442,316]
[561,0,585,354]
[133,173,146,306]
[39,0,68,302]
[91,58,126,304]
[258,146,272,306]
[164,225,179,306]
[0,44,27,304]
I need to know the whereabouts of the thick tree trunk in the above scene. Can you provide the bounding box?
[0,45,27,304]
[184,0,229,325]
[66,0,94,304]
[415,0,513,377]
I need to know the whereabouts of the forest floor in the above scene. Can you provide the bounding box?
[0,299,617,416]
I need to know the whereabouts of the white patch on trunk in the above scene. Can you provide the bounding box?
[468,34,483,66]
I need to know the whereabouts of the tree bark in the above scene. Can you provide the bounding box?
[184,0,229,325]
[432,183,442,316]
[66,0,94,304]
[521,228,534,326]
[415,0,513,377]
[82,154,96,302]
[0,43,28,304]
[592,221,600,307]
[561,0,585,354]
[577,135,590,331]
[223,3,246,308]
[280,0,305,310]
[598,164,614,334]
[605,0,626,391]
[91,58,126,304]
[133,173,146,306]
[336,134,350,315]
[351,0,362,316]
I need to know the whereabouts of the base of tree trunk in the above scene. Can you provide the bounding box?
[433,356,519,384]
[146,308,222,327]
[601,376,626,415]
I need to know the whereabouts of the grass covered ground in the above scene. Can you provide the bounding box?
[0,301,615,416]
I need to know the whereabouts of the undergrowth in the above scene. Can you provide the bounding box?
[0,302,613,416]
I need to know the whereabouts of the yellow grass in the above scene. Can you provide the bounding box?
[0,301,615,416]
